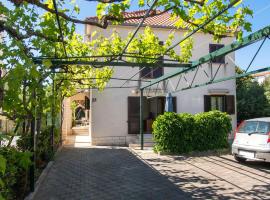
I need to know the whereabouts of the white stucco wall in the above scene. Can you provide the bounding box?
[86,24,237,145]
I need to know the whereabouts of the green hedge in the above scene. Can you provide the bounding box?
[0,147,31,200]
[152,111,232,154]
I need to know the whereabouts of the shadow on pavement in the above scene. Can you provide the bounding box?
[33,147,191,200]
[143,154,270,200]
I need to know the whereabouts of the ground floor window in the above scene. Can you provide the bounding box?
[204,95,235,114]
[210,96,225,112]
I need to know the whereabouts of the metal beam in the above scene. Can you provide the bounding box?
[35,55,180,62]
[174,66,270,92]
[141,25,270,89]
[77,86,138,89]
[55,77,151,82]
[33,59,191,68]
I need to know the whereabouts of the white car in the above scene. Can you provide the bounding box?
[232,118,270,162]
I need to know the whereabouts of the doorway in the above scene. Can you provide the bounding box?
[127,96,176,134]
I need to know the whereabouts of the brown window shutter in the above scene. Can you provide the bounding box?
[209,44,225,63]
[85,96,90,109]
[140,67,151,79]
[172,97,177,112]
[225,95,235,115]
[204,95,211,112]
[153,67,163,78]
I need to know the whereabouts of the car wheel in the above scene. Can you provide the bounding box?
[234,155,247,163]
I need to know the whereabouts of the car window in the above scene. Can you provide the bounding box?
[238,121,270,134]
[257,122,269,133]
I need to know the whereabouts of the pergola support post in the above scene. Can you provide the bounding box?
[29,89,36,192]
[51,71,55,153]
[140,89,144,150]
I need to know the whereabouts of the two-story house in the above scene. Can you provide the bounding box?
[62,10,237,146]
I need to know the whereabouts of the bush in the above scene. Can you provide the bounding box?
[153,111,232,154]
[17,126,61,166]
[153,112,194,153]
[194,111,231,151]
[0,147,31,200]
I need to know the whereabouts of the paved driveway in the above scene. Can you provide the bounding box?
[134,149,270,200]
[33,147,190,200]
[33,147,270,200]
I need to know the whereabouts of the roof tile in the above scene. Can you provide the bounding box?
[87,10,180,28]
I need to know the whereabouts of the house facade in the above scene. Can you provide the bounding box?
[62,10,237,146]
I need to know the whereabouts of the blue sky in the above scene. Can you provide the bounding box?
[74,0,270,71]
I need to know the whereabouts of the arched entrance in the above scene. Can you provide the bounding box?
[62,91,92,147]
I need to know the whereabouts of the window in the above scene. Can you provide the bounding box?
[238,121,270,135]
[140,67,163,79]
[209,44,225,63]
[210,96,225,112]
[140,41,164,79]
[204,95,235,114]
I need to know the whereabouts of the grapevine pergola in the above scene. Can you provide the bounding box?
[17,0,269,191]
[32,0,270,149]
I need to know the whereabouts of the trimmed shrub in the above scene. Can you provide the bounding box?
[153,111,232,154]
[194,111,232,151]
[153,112,194,153]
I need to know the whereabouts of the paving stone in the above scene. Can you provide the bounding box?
[33,147,191,200]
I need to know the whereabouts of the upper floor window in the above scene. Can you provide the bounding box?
[209,44,225,63]
[140,41,164,79]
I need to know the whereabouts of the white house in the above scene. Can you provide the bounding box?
[62,10,237,146]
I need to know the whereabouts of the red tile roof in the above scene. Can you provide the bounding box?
[252,71,270,77]
[87,10,180,28]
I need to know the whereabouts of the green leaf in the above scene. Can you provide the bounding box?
[0,155,6,175]
[42,59,53,68]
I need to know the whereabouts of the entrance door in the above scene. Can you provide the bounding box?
[128,97,146,134]
[127,96,176,134]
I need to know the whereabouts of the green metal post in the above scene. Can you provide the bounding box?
[29,90,36,192]
[140,89,144,150]
[51,72,55,153]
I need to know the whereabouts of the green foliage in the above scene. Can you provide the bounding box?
[97,0,253,41]
[0,147,31,200]
[236,67,270,122]
[0,155,6,200]
[263,76,270,103]
[152,112,195,153]
[153,111,231,154]
[194,111,231,151]
[17,126,60,165]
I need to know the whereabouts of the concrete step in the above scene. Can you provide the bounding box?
[129,143,154,148]
[129,134,155,148]
[64,135,91,148]
[72,126,89,135]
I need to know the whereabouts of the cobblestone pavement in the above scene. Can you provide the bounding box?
[134,149,270,200]
[33,147,191,200]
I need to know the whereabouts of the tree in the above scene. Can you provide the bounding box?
[0,0,252,128]
[262,75,270,103]
[236,67,270,122]
[0,0,253,141]
[0,1,255,198]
